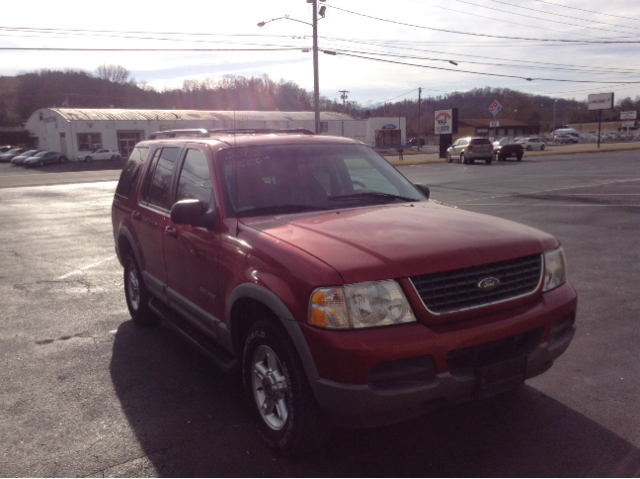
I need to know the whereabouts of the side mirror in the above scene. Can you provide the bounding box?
[414,184,430,199]
[170,199,216,228]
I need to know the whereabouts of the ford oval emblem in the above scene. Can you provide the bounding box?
[478,277,500,291]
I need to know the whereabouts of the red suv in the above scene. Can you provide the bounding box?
[112,129,577,455]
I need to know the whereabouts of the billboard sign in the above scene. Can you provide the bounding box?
[588,93,614,111]
[489,100,503,117]
[621,111,637,120]
[434,109,453,135]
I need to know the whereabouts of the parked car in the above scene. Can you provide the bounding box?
[446,137,494,164]
[0,148,26,163]
[492,139,524,161]
[77,148,121,162]
[553,134,579,144]
[11,150,43,166]
[0,145,13,153]
[112,129,577,455]
[23,151,68,167]
[518,137,546,151]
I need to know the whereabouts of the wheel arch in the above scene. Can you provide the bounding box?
[227,283,320,382]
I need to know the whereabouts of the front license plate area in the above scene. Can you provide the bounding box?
[476,356,527,400]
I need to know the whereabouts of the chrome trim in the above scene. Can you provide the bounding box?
[408,254,544,316]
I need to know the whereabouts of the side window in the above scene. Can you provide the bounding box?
[176,149,213,208]
[142,149,162,202]
[116,146,149,198]
[147,147,181,209]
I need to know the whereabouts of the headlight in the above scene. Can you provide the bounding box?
[543,247,567,292]
[309,280,415,329]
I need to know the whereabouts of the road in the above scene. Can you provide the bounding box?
[1,151,639,476]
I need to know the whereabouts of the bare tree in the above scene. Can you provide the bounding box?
[95,64,132,84]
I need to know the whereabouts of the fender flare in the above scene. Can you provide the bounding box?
[116,226,143,270]
[227,283,320,381]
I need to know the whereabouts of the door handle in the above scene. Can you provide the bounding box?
[131,210,141,221]
[165,226,178,238]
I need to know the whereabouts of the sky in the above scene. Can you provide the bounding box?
[1,0,640,109]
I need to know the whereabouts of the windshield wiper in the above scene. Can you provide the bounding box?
[237,203,331,217]
[328,192,418,202]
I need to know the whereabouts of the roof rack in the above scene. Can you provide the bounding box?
[148,128,315,140]
[209,128,315,136]
[148,129,209,139]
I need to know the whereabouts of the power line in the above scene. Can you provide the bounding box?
[327,4,640,44]
[326,50,640,84]
[0,47,306,52]
[534,0,640,23]
[456,0,640,34]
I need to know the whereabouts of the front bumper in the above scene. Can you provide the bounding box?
[304,282,577,427]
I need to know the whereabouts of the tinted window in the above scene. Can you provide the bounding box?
[470,138,491,145]
[115,146,149,198]
[147,147,181,208]
[176,149,212,208]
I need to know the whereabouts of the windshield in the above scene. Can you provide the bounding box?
[217,143,424,217]
[34,151,48,157]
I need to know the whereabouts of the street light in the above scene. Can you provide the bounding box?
[257,0,326,134]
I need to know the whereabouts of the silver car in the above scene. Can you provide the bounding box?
[446,137,494,165]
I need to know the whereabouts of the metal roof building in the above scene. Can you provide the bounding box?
[24,108,405,161]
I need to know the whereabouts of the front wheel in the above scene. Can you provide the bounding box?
[446,153,452,163]
[485,157,492,165]
[541,144,545,151]
[460,153,466,164]
[243,320,330,455]
[527,146,532,151]
[86,156,93,162]
[517,154,523,161]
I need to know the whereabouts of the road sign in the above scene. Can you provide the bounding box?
[489,100,503,117]
[621,111,637,120]
[490,120,500,127]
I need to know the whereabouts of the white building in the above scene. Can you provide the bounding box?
[24,108,406,160]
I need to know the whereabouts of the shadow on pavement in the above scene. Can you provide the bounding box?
[110,321,640,477]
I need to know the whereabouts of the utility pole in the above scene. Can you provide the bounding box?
[312,0,320,134]
[417,87,422,152]
[338,90,350,113]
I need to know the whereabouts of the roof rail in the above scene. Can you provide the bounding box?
[209,128,315,136]
[148,129,210,139]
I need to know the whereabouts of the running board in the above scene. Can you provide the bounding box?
[149,297,239,375]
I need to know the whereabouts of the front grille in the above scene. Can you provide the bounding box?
[410,254,542,314]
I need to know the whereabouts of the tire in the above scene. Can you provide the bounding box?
[540,144,545,151]
[517,154,523,161]
[446,153,452,163]
[86,156,93,162]
[243,320,330,455]
[460,153,466,164]
[485,157,492,165]
[526,146,532,151]
[123,255,157,326]
[111,155,116,161]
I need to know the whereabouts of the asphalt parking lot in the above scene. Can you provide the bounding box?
[1,150,639,476]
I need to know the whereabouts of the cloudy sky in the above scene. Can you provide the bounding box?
[1,0,640,108]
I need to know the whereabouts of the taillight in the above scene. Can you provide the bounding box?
[468,145,476,151]
[489,145,493,151]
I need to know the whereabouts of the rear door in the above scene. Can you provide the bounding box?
[134,146,182,297]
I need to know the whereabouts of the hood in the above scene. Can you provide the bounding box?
[241,201,557,284]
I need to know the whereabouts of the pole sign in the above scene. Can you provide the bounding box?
[434,109,453,135]
[489,100,503,117]
[490,120,500,127]
[620,111,637,120]
[588,93,614,111]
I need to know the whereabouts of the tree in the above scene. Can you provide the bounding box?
[95,64,132,84]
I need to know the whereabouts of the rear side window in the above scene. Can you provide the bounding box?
[470,139,491,145]
[115,147,149,198]
[147,147,181,209]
